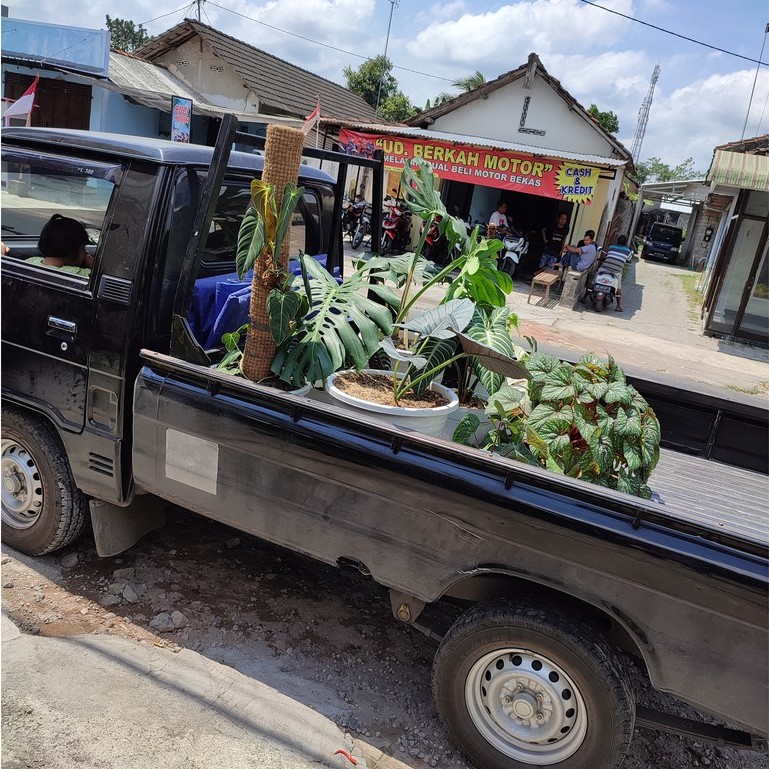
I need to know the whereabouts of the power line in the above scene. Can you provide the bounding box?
[741,23,769,139]
[139,4,197,27]
[580,0,769,66]
[204,0,454,82]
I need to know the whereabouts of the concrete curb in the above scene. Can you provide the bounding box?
[2,612,371,769]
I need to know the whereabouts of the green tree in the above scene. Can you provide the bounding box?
[379,93,419,122]
[588,103,619,134]
[343,55,398,108]
[105,15,153,52]
[635,156,702,185]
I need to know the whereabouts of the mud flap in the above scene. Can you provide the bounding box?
[89,496,167,557]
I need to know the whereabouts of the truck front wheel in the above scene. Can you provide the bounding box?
[433,600,635,769]
[1,409,87,555]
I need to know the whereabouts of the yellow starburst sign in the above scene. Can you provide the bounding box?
[555,163,600,205]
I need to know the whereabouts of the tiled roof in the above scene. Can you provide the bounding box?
[714,135,769,155]
[136,19,382,124]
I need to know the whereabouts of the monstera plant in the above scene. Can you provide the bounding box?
[454,352,661,498]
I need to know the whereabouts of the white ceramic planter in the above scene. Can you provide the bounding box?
[325,369,459,437]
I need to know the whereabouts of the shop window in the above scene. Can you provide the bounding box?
[739,242,769,338]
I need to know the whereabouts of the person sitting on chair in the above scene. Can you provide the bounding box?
[555,230,597,272]
[26,214,94,276]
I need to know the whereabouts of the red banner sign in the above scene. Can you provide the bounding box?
[338,129,600,205]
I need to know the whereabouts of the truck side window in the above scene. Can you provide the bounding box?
[183,174,323,350]
[1,149,121,281]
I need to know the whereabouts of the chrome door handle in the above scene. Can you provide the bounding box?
[45,315,77,342]
[47,316,78,336]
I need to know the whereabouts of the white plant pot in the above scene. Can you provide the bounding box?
[325,369,459,437]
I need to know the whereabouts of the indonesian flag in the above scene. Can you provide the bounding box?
[301,99,320,135]
[4,77,38,123]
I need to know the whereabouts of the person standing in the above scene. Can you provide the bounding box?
[596,234,632,312]
[556,230,597,272]
[539,212,569,269]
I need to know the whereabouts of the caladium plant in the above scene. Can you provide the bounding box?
[454,352,661,498]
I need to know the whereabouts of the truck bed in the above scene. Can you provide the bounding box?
[650,449,769,546]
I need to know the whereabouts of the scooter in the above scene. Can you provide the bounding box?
[498,228,529,277]
[583,270,619,312]
[380,197,412,255]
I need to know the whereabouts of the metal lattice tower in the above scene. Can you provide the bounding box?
[630,65,660,163]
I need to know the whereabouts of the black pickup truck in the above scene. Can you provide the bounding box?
[2,120,767,769]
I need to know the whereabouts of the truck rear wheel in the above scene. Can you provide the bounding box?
[433,600,634,769]
[1,409,87,555]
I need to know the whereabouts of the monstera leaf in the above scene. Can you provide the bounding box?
[270,254,397,387]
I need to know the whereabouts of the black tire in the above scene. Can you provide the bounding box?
[1,408,87,555]
[380,233,393,255]
[351,221,367,250]
[594,294,606,312]
[433,600,635,769]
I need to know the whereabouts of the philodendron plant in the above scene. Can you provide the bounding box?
[381,297,529,405]
[454,352,661,498]
[370,156,526,405]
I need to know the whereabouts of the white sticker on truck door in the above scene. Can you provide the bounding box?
[165,429,218,495]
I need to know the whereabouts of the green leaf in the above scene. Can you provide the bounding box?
[483,383,528,418]
[274,182,305,258]
[399,298,475,339]
[524,353,561,382]
[266,289,302,345]
[604,381,634,405]
[379,336,427,368]
[528,402,574,439]
[615,407,642,437]
[453,413,481,445]
[541,364,578,402]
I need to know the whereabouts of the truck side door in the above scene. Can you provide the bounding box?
[1,149,122,432]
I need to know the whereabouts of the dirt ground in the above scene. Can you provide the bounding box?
[2,508,765,769]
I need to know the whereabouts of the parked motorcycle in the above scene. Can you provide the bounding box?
[497,228,529,277]
[380,197,412,255]
[341,196,367,243]
[582,270,619,312]
[350,203,372,250]
[420,215,446,264]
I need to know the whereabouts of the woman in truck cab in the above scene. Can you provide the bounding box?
[26,214,94,276]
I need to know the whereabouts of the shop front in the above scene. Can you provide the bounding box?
[702,141,769,346]
[337,126,623,275]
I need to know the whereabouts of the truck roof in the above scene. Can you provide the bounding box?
[1,127,335,183]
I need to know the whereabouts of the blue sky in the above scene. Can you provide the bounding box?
[7,0,769,172]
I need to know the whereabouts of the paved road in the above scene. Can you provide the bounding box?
[343,242,769,398]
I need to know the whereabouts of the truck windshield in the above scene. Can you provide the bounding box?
[650,225,682,245]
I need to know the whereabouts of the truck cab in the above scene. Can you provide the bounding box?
[643,222,685,264]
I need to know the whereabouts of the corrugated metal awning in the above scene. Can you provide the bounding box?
[707,149,769,191]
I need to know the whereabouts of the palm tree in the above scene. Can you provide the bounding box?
[432,71,486,108]
[453,70,486,93]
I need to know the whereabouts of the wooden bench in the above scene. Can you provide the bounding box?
[527,269,561,304]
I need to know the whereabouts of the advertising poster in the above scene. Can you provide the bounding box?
[171,96,192,143]
[338,129,601,205]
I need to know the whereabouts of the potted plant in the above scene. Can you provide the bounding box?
[453,352,661,498]
[324,157,528,436]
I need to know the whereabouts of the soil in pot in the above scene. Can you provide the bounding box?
[334,371,450,408]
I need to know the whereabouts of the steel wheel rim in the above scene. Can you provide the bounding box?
[465,647,588,765]
[1,438,44,529]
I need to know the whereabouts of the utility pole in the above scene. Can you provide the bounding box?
[630,64,660,163]
[195,0,204,22]
[375,0,399,113]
